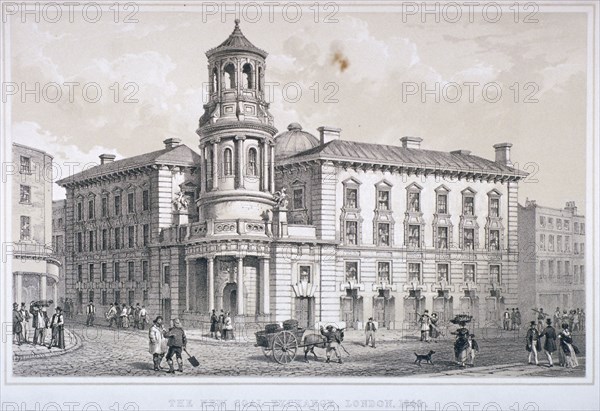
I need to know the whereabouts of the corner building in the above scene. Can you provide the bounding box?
[59,22,527,329]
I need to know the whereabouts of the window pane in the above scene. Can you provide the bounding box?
[299,266,311,283]
[408,192,420,212]
[408,225,420,248]
[345,262,358,282]
[293,189,304,209]
[408,263,421,283]
[437,194,447,214]
[346,188,357,208]
[463,197,474,216]
[437,227,448,249]
[20,185,31,203]
[378,223,390,246]
[20,216,31,240]
[463,264,476,282]
[464,229,474,250]
[490,198,499,217]
[489,230,500,250]
[378,190,390,210]
[377,262,390,283]
[346,221,358,245]
[437,264,449,282]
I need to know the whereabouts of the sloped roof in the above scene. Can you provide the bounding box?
[57,145,200,186]
[284,139,527,177]
[206,19,267,58]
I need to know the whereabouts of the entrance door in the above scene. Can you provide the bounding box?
[162,298,171,325]
[222,283,237,316]
[341,289,363,329]
[373,291,396,329]
[295,297,314,329]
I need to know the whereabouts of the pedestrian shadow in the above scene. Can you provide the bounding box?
[129,361,154,371]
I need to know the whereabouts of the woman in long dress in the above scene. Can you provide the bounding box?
[452,321,470,367]
[558,323,579,368]
[429,313,440,341]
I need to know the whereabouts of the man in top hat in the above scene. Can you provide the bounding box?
[49,307,65,349]
[32,305,49,346]
[526,321,541,366]
[365,317,377,348]
[419,310,431,342]
[12,303,23,345]
[20,303,31,343]
[86,301,96,327]
[540,318,557,367]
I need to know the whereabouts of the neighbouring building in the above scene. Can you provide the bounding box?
[58,21,528,329]
[518,200,586,316]
[11,143,61,307]
[52,199,67,303]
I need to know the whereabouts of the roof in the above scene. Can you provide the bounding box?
[274,123,320,159]
[283,139,528,178]
[57,145,200,187]
[206,19,267,58]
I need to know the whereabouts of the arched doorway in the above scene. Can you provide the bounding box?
[222,283,237,316]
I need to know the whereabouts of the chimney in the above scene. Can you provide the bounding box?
[493,143,513,166]
[99,154,116,165]
[450,149,471,155]
[400,136,423,149]
[318,126,341,145]
[163,138,182,149]
[565,201,577,215]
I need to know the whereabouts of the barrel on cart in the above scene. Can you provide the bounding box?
[255,320,306,364]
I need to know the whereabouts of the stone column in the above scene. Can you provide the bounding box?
[211,139,220,191]
[185,259,190,311]
[235,135,246,189]
[269,143,275,193]
[207,256,215,311]
[237,256,244,315]
[40,273,47,300]
[198,145,205,194]
[53,282,58,306]
[260,257,270,315]
[262,139,269,191]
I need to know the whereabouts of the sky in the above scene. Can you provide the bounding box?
[8,4,588,209]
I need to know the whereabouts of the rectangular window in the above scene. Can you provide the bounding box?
[408,225,420,248]
[377,223,390,246]
[88,263,94,282]
[20,156,31,173]
[115,227,121,250]
[557,235,563,252]
[142,260,149,282]
[299,266,311,283]
[548,235,554,251]
[77,232,83,252]
[408,263,421,283]
[77,202,83,221]
[114,290,121,304]
[88,230,94,252]
[489,230,500,251]
[540,260,546,278]
[539,234,546,250]
[565,261,570,276]
[143,224,149,246]
[437,194,448,214]
[464,229,474,250]
[574,222,579,234]
[548,260,555,277]
[377,262,391,284]
[345,262,359,282]
[437,263,449,283]
[378,190,390,210]
[490,265,501,283]
[463,264,476,283]
[128,261,135,281]
[101,262,107,282]
[548,217,554,228]
[564,220,570,231]
[490,198,500,217]
[163,265,171,285]
[557,219,562,230]
[114,262,120,281]
[88,199,94,219]
[574,243,579,254]
[540,216,545,226]
[101,290,107,305]
[437,226,448,249]
[565,236,571,252]
[114,195,121,216]
[101,197,108,217]
[143,290,149,304]
[128,226,135,248]
[102,229,108,250]
[19,185,31,203]
[293,188,304,210]
[580,223,585,234]
[345,188,358,209]
[142,190,150,211]
[557,261,563,277]
[463,196,474,216]
[581,241,585,254]
[345,221,358,245]
[77,264,83,282]
[127,192,135,213]
[128,290,135,306]
[408,192,420,212]
[20,216,31,240]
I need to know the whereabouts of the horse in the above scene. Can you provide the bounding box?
[303,328,345,363]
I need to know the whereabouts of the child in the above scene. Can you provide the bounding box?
[467,333,479,366]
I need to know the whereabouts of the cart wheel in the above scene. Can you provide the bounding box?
[262,347,272,360]
[272,331,298,364]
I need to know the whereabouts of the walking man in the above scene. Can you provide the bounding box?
[320,325,343,364]
[510,308,517,331]
[86,301,95,327]
[149,316,167,371]
[165,319,187,373]
[32,305,49,346]
[419,310,431,342]
[106,303,118,328]
[514,308,522,330]
[526,321,541,366]
[140,305,148,330]
[365,317,377,348]
[134,303,141,329]
[540,318,557,367]
[210,309,219,340]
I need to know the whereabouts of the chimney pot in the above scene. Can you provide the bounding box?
[400,136,423,149]
[318,126,341,145]
[493,142,513,166]
[99,154,116,165]
[163,138,182,149]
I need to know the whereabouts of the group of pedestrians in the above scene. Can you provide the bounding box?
[209,309,234,340]
[451,321,479,367]
[526,318,579,368]
[502,308,522,330]
[148,316,188,373]
[552,307,585,333]
[418,310,440,342]
[105,303,148,329]
[12,302,65,349]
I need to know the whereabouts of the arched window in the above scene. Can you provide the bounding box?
[247,147,258,176]
[258,67,262,91]
[205,148,213,185]
[223,148,233,176]
[223,63,235,89]
[242,63,254,89]
[212,67,219,93]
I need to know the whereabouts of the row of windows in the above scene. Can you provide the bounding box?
[342,261,502,285]
[212,62,263,92]
[538,234,580,253]
[205,147,260,180]
[538,260,585,283]
[77,261,168,284]
[79,289,148,307]
[76,225,150,252]
[539,216,585,234]
[76,190,150,221]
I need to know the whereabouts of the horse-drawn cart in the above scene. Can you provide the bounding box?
[255,326,306,364]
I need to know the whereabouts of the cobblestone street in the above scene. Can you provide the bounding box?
[12,321,586,378]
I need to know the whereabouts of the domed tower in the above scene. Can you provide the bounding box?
[197,19,277,223]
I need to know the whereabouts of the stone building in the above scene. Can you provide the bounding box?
[11,143,61,307]
[518,200,586,315]
[58,21,528,329]
[52,199,67,304]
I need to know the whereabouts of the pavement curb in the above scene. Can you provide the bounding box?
[13,329,82,362]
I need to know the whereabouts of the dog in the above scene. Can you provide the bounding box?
[414,350,435,366]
